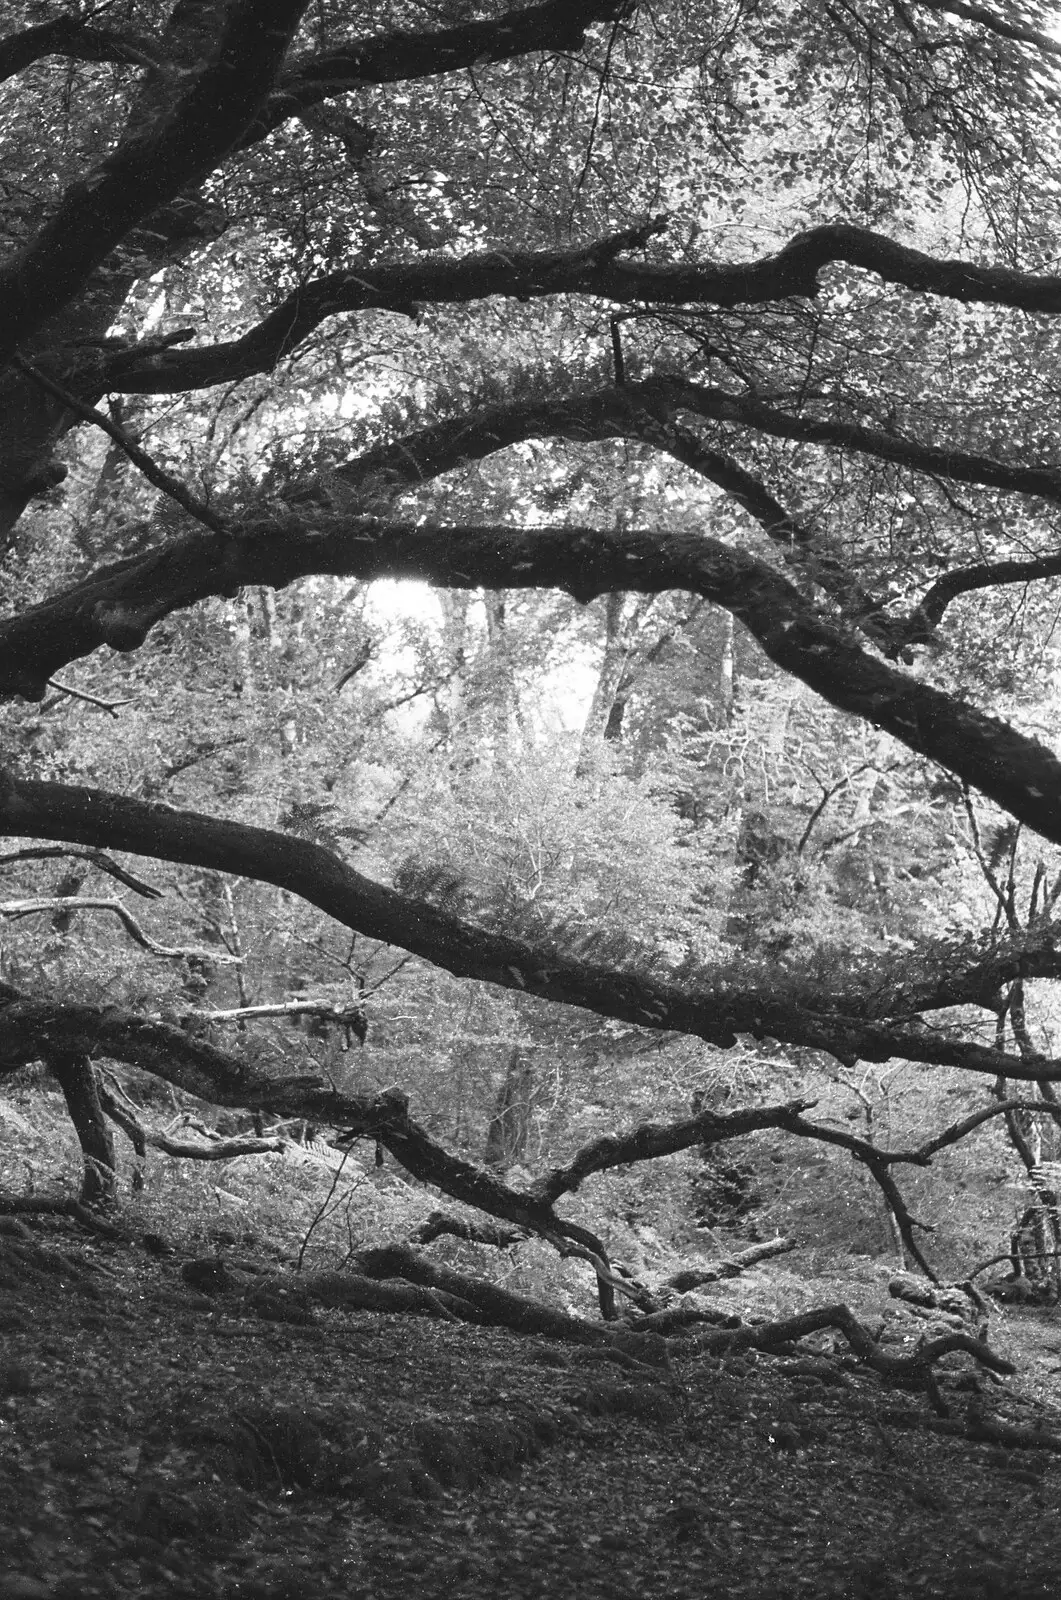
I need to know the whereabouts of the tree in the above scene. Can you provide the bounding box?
[7,0,1061,1351]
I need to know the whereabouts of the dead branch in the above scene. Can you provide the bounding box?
[665,1237,796,1290]
[0,846,162,897]
[412,1210,528,1248]
[686,1301,1014,1414]
[0,896,240,963]
[45,677,136,716]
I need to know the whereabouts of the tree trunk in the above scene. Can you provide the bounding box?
[46,1050,116,1209]
[484,1047,534,1168]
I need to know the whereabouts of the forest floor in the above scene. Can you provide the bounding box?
[2,1218,1061,1600]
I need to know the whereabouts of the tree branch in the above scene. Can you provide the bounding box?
[913,0,1061,60]
[0,975,390,1120]
[662,379,1061,509]
[917,550,1061,629]
[0,0,311,359]
[5,514,1061,858]
[1,777,1060,1079]
[535,1098,816,1204]
[102,224,1061,396]
[0,15,160,83]
[0,894,241,964]
[12,357,233,539]
[0,845,162,898]
[244,0,633,143]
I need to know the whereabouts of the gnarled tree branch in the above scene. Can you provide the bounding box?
[0,778,1059,1080]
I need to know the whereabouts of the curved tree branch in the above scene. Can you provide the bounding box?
[0,895,241,964]
[0,845,162,898]
[0,15,160,83]
[662,379,1061,508]
[100,224,1061,398]
[5,515,1061,857]
[0,775,1059,1080]
[244,0,634,143]
[916,550,1061,628]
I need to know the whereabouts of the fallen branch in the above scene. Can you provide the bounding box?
[665,1237,796,1290]
[183,996,367,1041]
[684,1302,1014,1414]
[0,1194,121,1236]
[352,1244,668,1357]
[880,1406,1061,1453]
[412,1210,528,1248]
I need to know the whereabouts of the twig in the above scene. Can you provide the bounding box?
[46,677,135,716]
[12,355,234,539]
[0,896,241,963]
[0,846,162,898]
[297,1145,355,1271]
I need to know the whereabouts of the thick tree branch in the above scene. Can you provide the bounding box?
[93,372,1061,647]
[535,1099,816,1204]
[102,224,1061,396]
[916,550,1061,628]
[245,0,633,142]
[535,1093,1046,1281]
[318,386,888,628]
[5,515,1061,858]
[1,775,1060,1079]
[0,0,311,359]
[663,380,1061,509]
[0,16,160,82]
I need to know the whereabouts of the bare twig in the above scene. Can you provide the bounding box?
[0,896,240,963]
[46,677,135,716]
[12,355,234,539]
[0,846,162,898]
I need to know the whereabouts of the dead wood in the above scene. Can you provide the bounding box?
[665,1237,796,1291]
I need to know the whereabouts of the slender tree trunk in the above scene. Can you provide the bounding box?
[576,594,642,776]
[719,609,734,723]
[484,1047,534,1168]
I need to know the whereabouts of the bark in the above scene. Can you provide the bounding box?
[0,17,148,83]
[296,1270,470,1324]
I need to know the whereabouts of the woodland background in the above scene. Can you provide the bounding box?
[6,0,1061,1313]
